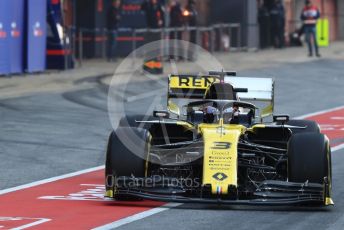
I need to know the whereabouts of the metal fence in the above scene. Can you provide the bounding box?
[68,23,243,67]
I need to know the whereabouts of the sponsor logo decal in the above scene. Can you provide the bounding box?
[212,172,228,181]
[11,22,20,38]
[33,22,43,37]
[169,75,217,89]
[211,142,231,149]
[0,23,7,38]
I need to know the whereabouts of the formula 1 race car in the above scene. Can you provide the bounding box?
[105,71,333,206]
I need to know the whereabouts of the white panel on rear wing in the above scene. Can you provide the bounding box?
[224,76,274,118]
[224,77,274,101]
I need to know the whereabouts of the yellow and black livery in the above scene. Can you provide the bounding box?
[105,71,333,206]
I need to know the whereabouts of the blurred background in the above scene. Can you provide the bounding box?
[1,2,344,228]
[0,0,343,75]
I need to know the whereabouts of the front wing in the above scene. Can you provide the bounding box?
[106,178,333,206]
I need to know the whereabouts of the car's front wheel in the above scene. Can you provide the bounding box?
[105,127,151,200]
[288,132,331,184]
[287,132,332,205]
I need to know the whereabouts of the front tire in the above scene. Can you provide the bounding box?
[105,127,151,200]
[288,133,331,184]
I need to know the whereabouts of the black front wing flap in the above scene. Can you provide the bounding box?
[108,178,331,206]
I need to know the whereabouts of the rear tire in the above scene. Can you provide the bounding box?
[105,127,151,200]
[288,133,331,184]
[285,119,320,134]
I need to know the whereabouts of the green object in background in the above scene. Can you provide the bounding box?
[317,18,329,47]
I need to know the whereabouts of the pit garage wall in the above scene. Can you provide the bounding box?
[247,0,259,49]
[338,0,344,40]
[209,0,259,49]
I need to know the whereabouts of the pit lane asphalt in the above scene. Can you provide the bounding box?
[0,58,344,230]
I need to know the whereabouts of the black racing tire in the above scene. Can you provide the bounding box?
[285,119,320,134]
[105,127,151,200]
[118,115,155,129]
[288,133,331,184]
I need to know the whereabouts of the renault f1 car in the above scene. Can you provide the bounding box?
[105,71,333,206]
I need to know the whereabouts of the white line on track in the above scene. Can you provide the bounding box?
[12,218,51,230]
[92,203,182,230]
[1,107,344,229]
[332,143,344,152]
[294,105,344,120]
[294,105,344,153]
[0,166,104,195]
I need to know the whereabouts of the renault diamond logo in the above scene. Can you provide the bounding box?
[213,172,228,181]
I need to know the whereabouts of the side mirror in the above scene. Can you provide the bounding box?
[273,115,290,123]
[182,105,188,116]
[167,100,180,117]
[153,110,170,119]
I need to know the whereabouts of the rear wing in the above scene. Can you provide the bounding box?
[167,74,275,117]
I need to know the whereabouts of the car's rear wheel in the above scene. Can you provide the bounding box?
[105,127,151,200]
[288,133,331,185]
[285,119,320,134]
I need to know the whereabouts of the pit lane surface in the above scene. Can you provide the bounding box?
[0,59,344,229]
